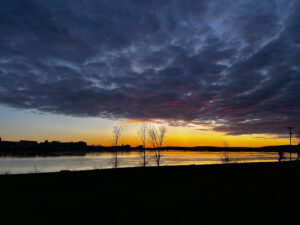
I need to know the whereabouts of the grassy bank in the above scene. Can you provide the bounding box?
[1,162,300,224]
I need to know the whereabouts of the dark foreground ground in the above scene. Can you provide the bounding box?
[1,162,300,224]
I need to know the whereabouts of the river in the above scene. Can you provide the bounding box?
[0,150,296,174]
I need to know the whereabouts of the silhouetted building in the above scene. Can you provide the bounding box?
[19,140,38,145]
[0,139,87,156]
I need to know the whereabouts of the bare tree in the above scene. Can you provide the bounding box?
[221,140,230,164]
[147,125,167,167]
[287,127,293,160]
[137,124,148,167]
[112,125,122,168]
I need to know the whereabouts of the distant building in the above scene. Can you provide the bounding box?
[1,139,87,155]
[77,141,87,147]
[19,140,38,146]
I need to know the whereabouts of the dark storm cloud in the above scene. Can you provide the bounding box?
[1,0,300,135]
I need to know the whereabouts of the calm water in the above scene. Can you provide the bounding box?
[0,151,296,174]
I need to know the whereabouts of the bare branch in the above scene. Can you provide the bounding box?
[158,126,167,147]
[137,124,148,148]
[137,124,148,167]
[112,125,122,168]
[113,125,122,147]
[147,125,167,167]
[147,125,159,148]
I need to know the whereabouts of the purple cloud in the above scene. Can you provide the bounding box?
[0,0,300,135]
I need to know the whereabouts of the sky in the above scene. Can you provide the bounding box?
[0,0,299,147]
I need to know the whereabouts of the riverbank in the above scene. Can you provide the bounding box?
[1,161,300,224]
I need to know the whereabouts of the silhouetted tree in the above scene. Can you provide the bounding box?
[147,125,167,167]
[287,127,293,160]
[137,124,148,167]
[221,140,230,163]
[112,125,122,168]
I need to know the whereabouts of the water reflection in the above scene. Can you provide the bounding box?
[0,151,297,174]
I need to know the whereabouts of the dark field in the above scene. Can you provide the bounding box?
[1,162,300,224]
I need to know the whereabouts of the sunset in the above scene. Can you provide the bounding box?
[0,104,291,146]
[1,0,300,224]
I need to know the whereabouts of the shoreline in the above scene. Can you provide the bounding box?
[0,160,294,176]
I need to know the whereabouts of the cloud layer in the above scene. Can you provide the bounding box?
[1,0,300,135]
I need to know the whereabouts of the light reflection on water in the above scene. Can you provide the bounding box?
[0,151,296,174]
